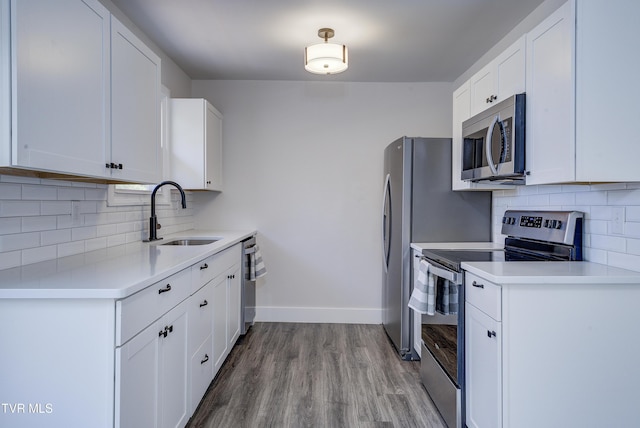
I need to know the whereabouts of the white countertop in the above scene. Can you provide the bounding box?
[462,261,640,284]
[0,229,256,299]
[411,241,502,252]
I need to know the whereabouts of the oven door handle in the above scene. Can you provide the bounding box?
[421,259,462,285]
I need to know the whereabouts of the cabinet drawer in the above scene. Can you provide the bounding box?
[191,244,240,293]
[465,272,501,321]
[116,268,191,346]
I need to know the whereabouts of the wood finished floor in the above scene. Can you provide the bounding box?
[186,323,446,428]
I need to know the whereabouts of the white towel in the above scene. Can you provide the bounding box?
[245,245,267,280]
[408,259,436,316]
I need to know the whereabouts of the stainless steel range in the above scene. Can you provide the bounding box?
[414,210,583,428]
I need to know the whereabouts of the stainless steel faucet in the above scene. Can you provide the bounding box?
[145,181,187,242]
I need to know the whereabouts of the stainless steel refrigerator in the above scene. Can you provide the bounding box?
[382,137,491,360]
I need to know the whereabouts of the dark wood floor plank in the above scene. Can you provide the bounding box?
[187,323,446,428]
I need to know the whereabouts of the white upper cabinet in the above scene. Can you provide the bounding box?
[469,37,525,117]
[1,0,161,183]
[110,17,162,184]
[452,37,524,191]
[170,98,223,191]
[526,0,640,184]
[5,0,110,177]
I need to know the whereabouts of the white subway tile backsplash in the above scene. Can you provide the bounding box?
[625,206,640,222]
[41,201,72,216]
[22,184,57,200]
[85,237,107,252]
[576,191,607,206]
[57,187,86,201]
[493,182,640,273]
[41,229,71,246]
[57,241,85,258]
[0,175,195,268]
[0,232,41,252]
[22,245,57,265]
[71,226,97,241]
[96,224,118,237]
[107,234,127,247]
[0,250,21,270]
[0,201,40,217]
[0,217,21,234]
[0,183,22,199]
[22,216,57,232]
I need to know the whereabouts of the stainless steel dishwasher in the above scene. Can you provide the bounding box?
[240,236,257,334]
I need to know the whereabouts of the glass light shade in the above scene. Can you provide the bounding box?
[304,42,348,74]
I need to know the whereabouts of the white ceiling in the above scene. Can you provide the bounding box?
[110,0,545,82]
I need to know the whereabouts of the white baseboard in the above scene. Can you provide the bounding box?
[254,306,382,324]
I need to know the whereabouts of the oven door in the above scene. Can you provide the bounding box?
[417,260,465,428]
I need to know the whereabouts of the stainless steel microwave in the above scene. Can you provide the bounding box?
[461,93,526,183]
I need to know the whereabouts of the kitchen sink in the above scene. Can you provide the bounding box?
[159,238,220,246]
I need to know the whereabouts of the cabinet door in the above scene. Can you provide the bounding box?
[227,264,242,348]
[212,273,229,372]
[110,16,161,183]
[466,302,502,428]
[159,300,189,428]
[525,1,575,185]
[469,63,494,116]
[11,0,110,177]
[116,319,161,428]
[494,37,525,102]
[204,102,223,191]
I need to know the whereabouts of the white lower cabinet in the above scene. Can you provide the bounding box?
[465,302,501,428]
[116,299,189,428]
[115,242,244,428]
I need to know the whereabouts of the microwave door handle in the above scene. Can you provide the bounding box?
[485,114,499,175]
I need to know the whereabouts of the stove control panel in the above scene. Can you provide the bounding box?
[501,210,583,245]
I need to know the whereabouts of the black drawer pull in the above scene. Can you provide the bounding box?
[201,354,209,364]
[472,281,484,289]
[487,330,496,338]
[158,284,172,294]
[200,300,208,308]
[200,263,209,270]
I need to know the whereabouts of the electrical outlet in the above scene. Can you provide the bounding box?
[612,207,624,235]
[71,201,81,226]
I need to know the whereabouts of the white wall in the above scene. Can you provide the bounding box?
[493,183,640,273]
[191,80,452,323]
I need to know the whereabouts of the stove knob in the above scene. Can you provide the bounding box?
[502,216,508,224]
[544,219,549,228]
[510,217,516,225]
[555,220,562,229]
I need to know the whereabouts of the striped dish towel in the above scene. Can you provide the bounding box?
[436,278,458,315]
[245,245,267,280]
[408,259,436,316]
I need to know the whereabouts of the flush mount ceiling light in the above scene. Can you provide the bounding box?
[304,28,348,75]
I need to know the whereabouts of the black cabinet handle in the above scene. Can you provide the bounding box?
[487,330,496,338]
[158,284,172,294]
[472,281,484,289]
[200,263,209,270]
[201,354,209,364]
[200,300,208,308]
[158,325,173,338]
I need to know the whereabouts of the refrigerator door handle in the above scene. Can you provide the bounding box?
[382,173,392,272]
